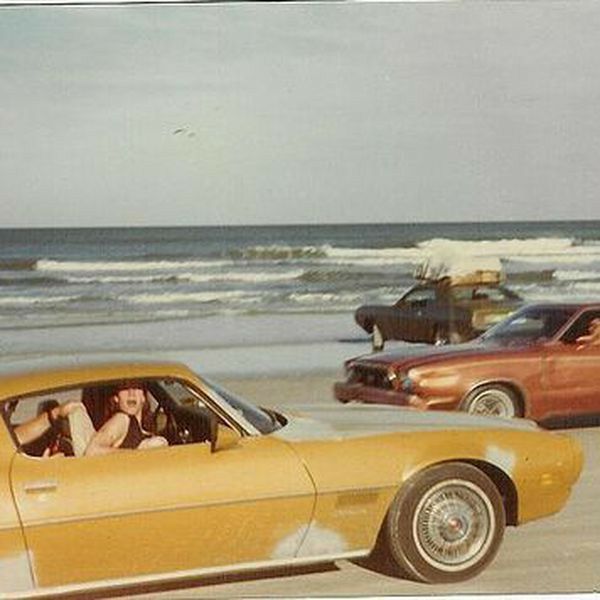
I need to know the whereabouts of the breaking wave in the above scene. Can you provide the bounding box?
[553,270,600,282]
[6,237,600,277]
[226,245,329,260]
[124,290,254,305]
[288,291,363,306]
[512,281,600,303]
[182,270,304,284]
[298,268,406,283]
[36,258,232,273]
[418,237,576,257]
[63,270,304,285]
[0,294,79,306]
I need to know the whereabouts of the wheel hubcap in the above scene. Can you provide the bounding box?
[469,390,515,418]
[412,480,494,571]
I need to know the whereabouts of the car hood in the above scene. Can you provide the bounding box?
[273,403,538,442]
[349,340,530,369]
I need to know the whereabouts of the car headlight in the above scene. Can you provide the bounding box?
[387,368,398,387]
[389,369,414,393]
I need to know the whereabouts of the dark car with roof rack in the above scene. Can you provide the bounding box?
[355,256,522,349]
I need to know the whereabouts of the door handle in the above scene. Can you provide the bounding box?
[24,480,58,494]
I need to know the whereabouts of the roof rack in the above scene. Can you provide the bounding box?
[415,255,504,285]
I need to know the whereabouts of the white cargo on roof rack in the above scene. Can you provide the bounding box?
[415,255,504,285]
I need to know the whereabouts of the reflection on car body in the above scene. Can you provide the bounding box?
[336,303,600,424]
[0,359,583,595]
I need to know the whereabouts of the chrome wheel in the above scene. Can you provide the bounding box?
[466,386,517,418]
[412,480,495,571]
[382,462,505,583]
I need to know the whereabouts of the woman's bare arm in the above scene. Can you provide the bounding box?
[84,413,129,456]
[14,401,84,446]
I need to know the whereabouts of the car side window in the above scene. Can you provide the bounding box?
[561,311,600,344]
[450,287,474,301]
[3,389,84,458]
[401,287,437,307]
[2,378,224,458]
[490,312,548,341]
[482,287,513,301]
[451,286,509,302]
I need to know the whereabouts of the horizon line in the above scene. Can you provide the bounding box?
[0,218,599,231]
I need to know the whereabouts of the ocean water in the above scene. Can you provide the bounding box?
[1,221,599,367]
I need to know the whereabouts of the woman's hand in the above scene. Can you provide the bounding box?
[55,401,85,420]
[138,435,168,450]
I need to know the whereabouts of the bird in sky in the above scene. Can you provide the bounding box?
[172,126,197,138]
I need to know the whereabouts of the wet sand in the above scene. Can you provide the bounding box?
[92,371,600,599]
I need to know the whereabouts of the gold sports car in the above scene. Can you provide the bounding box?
[0,359,583,596]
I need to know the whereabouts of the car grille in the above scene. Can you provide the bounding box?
[348,365,393,389]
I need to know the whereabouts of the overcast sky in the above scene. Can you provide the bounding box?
[2,2,600,227]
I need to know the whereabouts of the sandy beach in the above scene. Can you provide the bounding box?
[222,371,340,410]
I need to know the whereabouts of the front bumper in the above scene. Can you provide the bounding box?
[333,381,409,406]
[334,382,462,412]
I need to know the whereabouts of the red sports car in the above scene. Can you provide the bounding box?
[334,303,600,424]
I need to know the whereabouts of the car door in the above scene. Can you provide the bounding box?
[394,286,437,341]
[542,310,600,417]
[0,424,34,595]
[9,425,315,590]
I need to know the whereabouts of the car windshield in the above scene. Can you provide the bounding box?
[480,305,578,345]
[203,377,282,435]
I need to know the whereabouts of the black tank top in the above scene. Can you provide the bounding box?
[120,414,152,449]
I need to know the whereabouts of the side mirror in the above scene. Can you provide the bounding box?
[210,415,241,453]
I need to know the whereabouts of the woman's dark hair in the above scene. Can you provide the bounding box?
[83,381,155,432]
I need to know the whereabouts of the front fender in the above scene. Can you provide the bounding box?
[410,358,536,415]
